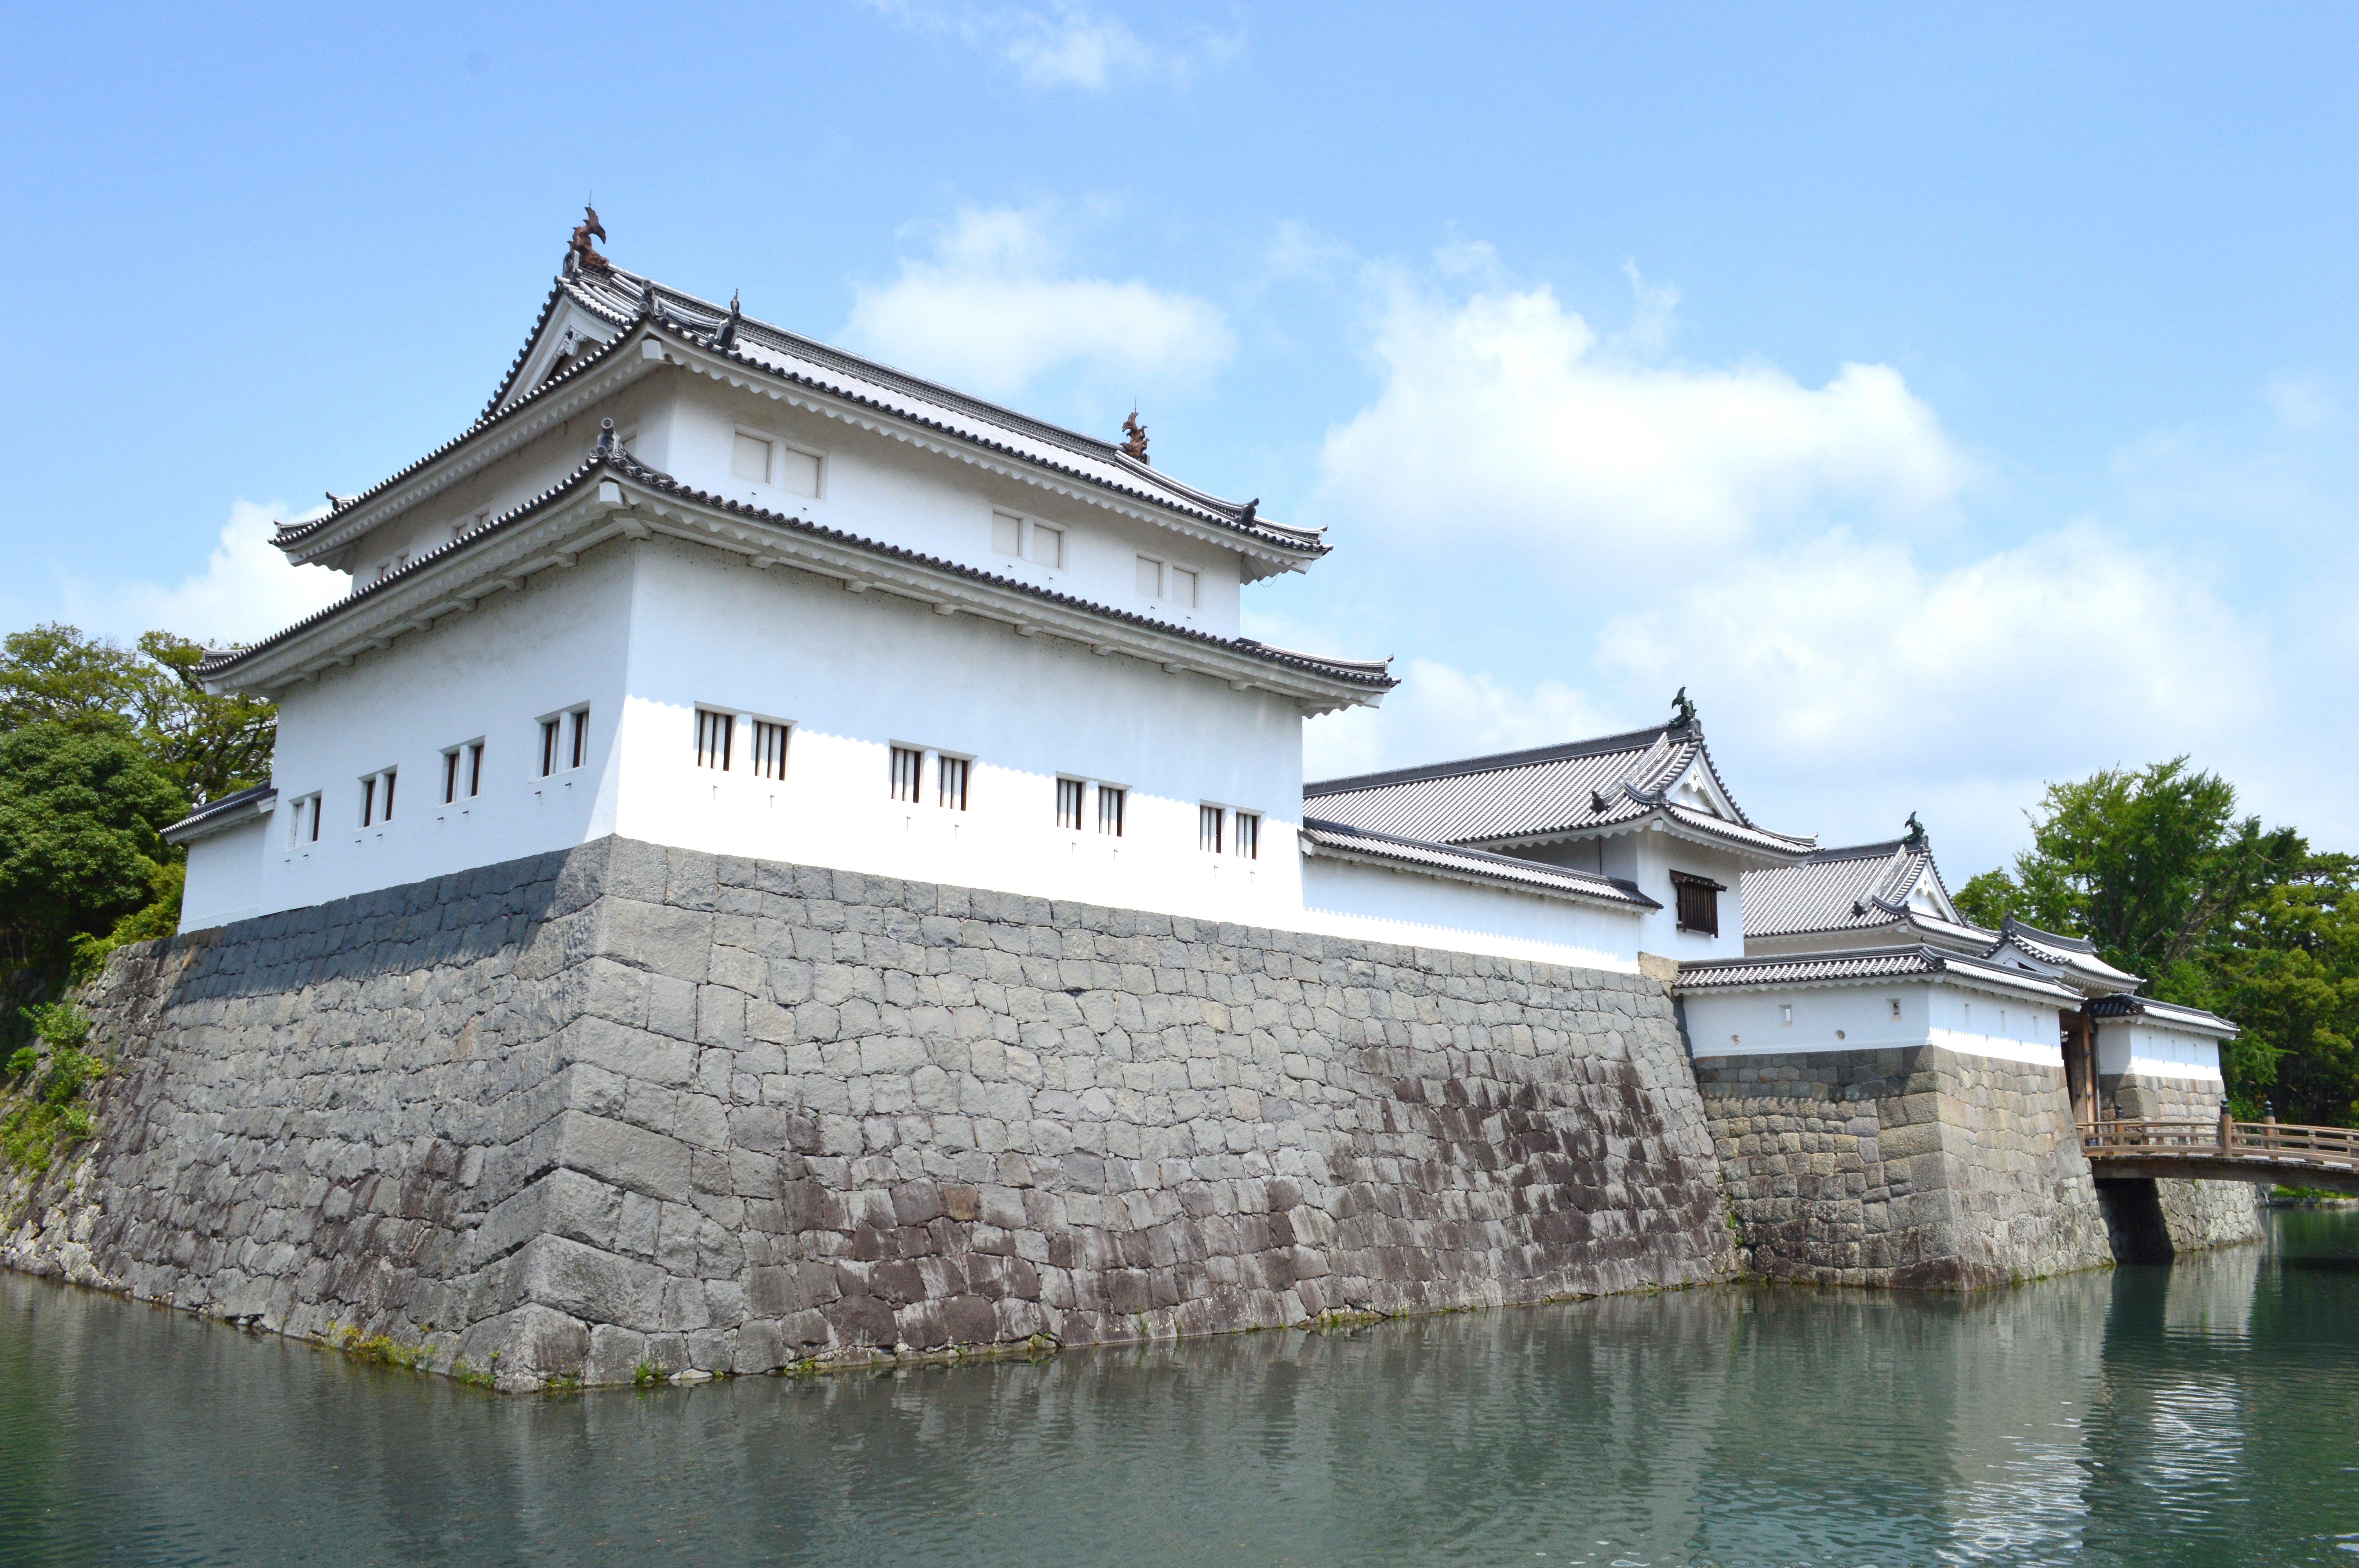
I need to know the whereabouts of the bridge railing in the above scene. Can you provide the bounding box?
[2079,1115,2359,1171]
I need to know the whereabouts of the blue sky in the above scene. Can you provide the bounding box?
[4,2,2354,878]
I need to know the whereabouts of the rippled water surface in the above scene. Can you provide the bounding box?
[4,1210,2357,1566]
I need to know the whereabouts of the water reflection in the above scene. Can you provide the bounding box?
[2,1212,2354,1566]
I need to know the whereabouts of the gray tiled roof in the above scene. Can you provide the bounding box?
[160,782,277,845]
[1303,725,1812,860]
[1741,837,1965,939]
[282,266,1323,570]
[205,446,1395,695]
[1990,916,2144,993]
[1299,817,1660,911]
[2085,992,2240,1038]
[1674,945,2085,1004]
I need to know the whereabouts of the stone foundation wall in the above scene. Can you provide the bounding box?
[1690,1045,2114,1289]
[0,837,1735,1389]
[2095,1071,2264,1253]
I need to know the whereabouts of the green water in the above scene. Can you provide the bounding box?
[2,1209,2355,1566]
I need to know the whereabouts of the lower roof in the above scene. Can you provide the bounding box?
[1300,817,1660,911]
[1675,945,2086,1006]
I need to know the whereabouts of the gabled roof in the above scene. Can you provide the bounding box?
[1983,916,2145,996]
[1303,723,1814,862]
[1299,817,1660,912]
[429,259,1319,567]
[2086,992,2240,1039]
[1674,944,2086,1006]
[203,440,1393,708]
[1742,835,1970,941]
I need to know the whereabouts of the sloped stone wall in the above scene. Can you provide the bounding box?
[0,837,1736,1389]
[1690,1045,2115,1288]
[2095,1071,2265,1252]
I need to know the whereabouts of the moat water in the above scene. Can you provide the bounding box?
[2,1210,2355,1567]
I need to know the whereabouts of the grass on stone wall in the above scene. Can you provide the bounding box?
[1,1002,106,1176]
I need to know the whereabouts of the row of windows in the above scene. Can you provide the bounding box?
[285,706,590,846]
[989,510,1201,611]
[694,710,789,779]
[887,742,1255,856]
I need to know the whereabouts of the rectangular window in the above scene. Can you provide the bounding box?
[992,511,1023,555]
[289,793,320,847]
[443,748,462,804]
[696,709,734,771]
[1137,555,1163,596]
[360,775,377,828]
[890,746,924,804]
[467,742,484,797]
[1199,804,1224,855]
[381,768,396,821]
[938,754,970,811]
[1026,521,1064,568]
[732,432,772,483]
[776,447,821,499]
[1097,785,1125,837]
[1671,871,1724,937]
[540,717,561,777]
[748,720,789,781]
[1056,778,1084,831]
[1233,811,1259,860]
[569,709,588,771]
[1170,566,1199,609]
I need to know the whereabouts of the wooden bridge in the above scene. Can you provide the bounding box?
[2081,1114,2359,1195]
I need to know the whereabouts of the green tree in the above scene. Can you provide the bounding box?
[0,624,274,805]
[2211,855,2359,1124]
[0,722,187,968]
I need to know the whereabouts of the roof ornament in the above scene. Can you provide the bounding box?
[1238,498,1260,525]
[1904,811,1926,849]
[565,203,611,276]
[324,490,350,509]
[1120,410,1149,461]
[1669,686,1699,731]
[596,417,618,456]
[639,278,663,322]
[714,290,741,351]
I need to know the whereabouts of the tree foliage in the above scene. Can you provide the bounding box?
[0,623,272,969]
[1960,759,2357,1125]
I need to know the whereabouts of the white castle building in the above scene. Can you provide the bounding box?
[166,212,2235,1112]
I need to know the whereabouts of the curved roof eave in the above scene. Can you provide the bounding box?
[202,447,1395,705]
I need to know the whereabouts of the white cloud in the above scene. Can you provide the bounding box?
[863,1,1236,92]
[56,500,345,646]
[1312,275,1972,567]
[2266,372,2335,431]
[844,207,1234,404]
[1303,658,1609,783]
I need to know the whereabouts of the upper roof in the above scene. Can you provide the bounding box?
[1303,720,1814,863]
[1299,815,1660,912]
[1742,833,1976,942]
[276,232,1319,578]
[1674,944,2087,1006]
[2086,991,2241,1039]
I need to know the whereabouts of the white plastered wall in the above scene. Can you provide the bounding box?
[180,817,269,929]
[1683,981,2064,1068]
[1528,831,1757,963]
[1298,855,1643,972]
[2094,1019,2225,1084]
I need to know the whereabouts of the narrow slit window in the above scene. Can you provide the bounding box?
[890,746,924,804]
[569,709,588,770]
[467,742,484,797]
[1056,778,1084,831]
[540,717,561,777]
[360,776,377,828]
[1199,804,1224,855]
[696,709,734,771]
[748,720,789,780]
[381,768,396,820]
[938,755,970,811]
[1232,811,1259,860]
[443,750,461,805]
[1097,785,1125,837]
